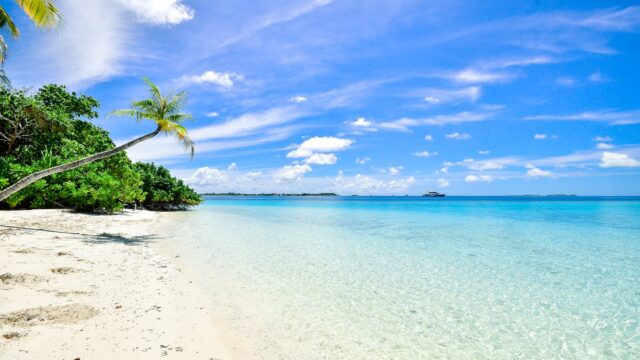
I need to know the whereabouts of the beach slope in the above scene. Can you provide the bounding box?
[0,209,229,359]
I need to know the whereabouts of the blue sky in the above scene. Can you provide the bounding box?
[5,0,640,195]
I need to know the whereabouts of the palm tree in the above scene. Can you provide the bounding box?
[0,77,195,202]
[1,0,61,85]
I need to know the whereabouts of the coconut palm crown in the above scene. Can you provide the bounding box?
[110,77,195,157]
[0,0,61,63]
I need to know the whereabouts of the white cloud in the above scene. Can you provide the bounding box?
[596,143,615,150]
[424,135,433,141]
[349,117,374,127]
[599,152,640,168]
[274,164,313,182]
[305,153,338,165]
[286,136,352,165]
[227,162,237,171]
[478,150,490,155]
[116,0,194,25]
[534,134,548,139]
[206,112,220,117]
[524,110,640,125]
[334,174,415,194]
[245,171,262,179]
[450,69,509,83]
[413,150,438,158]
[184,165,268,193]
[467,161,505,171]
[355,157,370,165]
[437,178,450,188]
[293,136,354,153]
[446,132,471,140]
[290,96,308,103]
[526,164,552,177]
[422,86,482,104]
[286,148,314,158]
[388,166,403,175]
[593,136,613,142]
[179,70,243,87]
[8,0,129,88]
[465,174,493,183]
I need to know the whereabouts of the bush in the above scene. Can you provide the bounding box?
[0,85,199,212]
[134,162,202,210]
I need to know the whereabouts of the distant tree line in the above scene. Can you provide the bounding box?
[0,84,201,212]
[202,193,339,197]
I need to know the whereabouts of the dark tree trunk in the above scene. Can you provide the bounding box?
[0,126,161,202]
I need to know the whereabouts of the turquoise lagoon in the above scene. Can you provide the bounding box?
[161,197,640,359]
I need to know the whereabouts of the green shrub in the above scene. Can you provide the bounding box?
[0,84,199,213]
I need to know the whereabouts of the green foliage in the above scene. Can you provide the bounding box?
[0,84,199,212]
[134,162,202,210]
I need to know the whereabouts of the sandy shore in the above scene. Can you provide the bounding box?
[0,209,231,359]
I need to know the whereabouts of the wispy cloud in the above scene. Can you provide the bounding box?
[413,150,438,158]
[446,132,471,140]
[424,6,640,58]
[379,112,492,131]
[524,110,640,124]
[212,0,335,51]
[445,70,510,84]
[421,86,481,105]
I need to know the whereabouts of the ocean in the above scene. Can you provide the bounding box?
[160,196,640,359]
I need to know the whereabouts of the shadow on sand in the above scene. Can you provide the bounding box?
[84,232,159,246]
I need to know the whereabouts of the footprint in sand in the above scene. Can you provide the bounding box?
[0,273,46,285]
[11,248,36,254]
[50,267,84,274]
[1,331,25,340]
[0,304,98,327]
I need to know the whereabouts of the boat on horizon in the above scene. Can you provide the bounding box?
[423,191,446,197]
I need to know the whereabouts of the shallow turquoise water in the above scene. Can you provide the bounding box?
[163,197,640,359]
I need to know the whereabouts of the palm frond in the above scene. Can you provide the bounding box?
[0,7,19,37]
[0,69,10,87]
[109,77,195,158]
[171,123,195,158]
[107,109,139,119]
[142,77,163,107]
[0,35,7,64]
[14,0,61,29]
[166,113,192,124]
[166,91,188,111]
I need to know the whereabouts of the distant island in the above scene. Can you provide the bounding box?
[201,193,339,197]
[518,194,578,197]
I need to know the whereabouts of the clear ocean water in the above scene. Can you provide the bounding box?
[161,197,640,359]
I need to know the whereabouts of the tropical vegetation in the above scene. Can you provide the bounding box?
[0,77,195,203]
[0,83,201,212]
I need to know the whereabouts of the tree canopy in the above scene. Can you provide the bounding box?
[0,84,201,212]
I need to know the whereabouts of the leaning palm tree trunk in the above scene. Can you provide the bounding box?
[0,126,160,202]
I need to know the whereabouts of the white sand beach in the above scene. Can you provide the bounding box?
[0,209,231,359]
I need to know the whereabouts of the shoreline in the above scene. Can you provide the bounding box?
[0,209,231,359]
